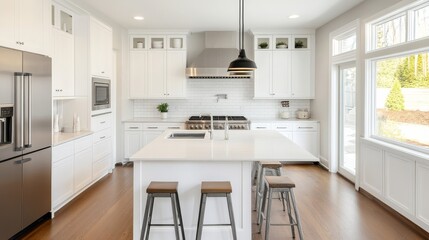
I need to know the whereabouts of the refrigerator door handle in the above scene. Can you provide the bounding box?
[24,73,32,148]
[14,72,24,151]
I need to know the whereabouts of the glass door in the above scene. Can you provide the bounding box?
[339,62,356,179]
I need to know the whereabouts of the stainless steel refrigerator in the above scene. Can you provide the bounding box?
[0,47,52,239]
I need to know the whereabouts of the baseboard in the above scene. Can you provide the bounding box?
[359,188,429,239]
[319,156,329,170]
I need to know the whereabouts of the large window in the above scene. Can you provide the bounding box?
[367,1,429,153]
[373,52,429,150]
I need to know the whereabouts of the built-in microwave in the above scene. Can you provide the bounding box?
[92,78,111,111]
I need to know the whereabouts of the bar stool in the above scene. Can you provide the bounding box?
[196,181,237,240]
[140,181,185,240]
[258,176,304,240]
[255,161,285,215]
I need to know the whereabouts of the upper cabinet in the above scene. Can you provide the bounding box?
[90,17,112,79]
[0,0,51,55]
[52,28,74,97]
[129,34,187,99]
[253,33,314,99]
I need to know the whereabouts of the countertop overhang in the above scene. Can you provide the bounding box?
[130,130,318,162]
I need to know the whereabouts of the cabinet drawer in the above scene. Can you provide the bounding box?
[272,122,293,131]
[293,122,318,131]
[251,122,273,130]
[74,135,93,153]
[93,128,112,144]
[53,141,74,163]
[124,123,143,131]
[91,113,112,132]
[93,154,111,180]
[142,123,184,131]
[93,137,112,162]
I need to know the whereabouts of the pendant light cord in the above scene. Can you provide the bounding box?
[238,0,242,50]
[242,0,245,50]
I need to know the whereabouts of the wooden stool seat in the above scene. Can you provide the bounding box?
[260,161,282,169]
[201,181,232,193]
[265,176,296,188]
[146,181,178,193]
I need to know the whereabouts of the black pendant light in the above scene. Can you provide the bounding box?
[228,0,257,72]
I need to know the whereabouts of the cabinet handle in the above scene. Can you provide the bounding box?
[276,127,288,129]
[100,121,106,124]
[168,127,180,129]
[256,127,267,129]
[298,127,313,129]
[128,127,139,129]
[100,136,106,139]
[147,127,158,129]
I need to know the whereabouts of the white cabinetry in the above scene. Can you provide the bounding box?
[90,17,112,78]
[52,134,93,212]
[52,28,74,97]
[416,163,429,225]
[0,0,50,55]
[251,121,319,159]
[124,122,184,160]
[91,113,113,179]
[253,33,314,99]
[129,34,187,99]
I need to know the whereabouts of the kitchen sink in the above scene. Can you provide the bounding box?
[168,132,206,139]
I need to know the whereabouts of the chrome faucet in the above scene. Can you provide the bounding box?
[200,113,214,139]
[224,116,229,140]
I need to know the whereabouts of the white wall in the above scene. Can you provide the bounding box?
[132,79,310,119]
[312,0,402,168]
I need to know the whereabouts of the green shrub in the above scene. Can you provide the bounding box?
[385,80,404,111]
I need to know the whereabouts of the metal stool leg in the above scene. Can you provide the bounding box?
[285,191,296,238]
[175,193,186,240]
[290,189,304,240]
[141,194,153,240]
[196,193,207,240]
[255,163,263,210]
[258,181,268,233]
[264,188,273,240]
[145,195,155,240]
[226,193,237,240]
[275,168,286,211]
[170,193,180,240]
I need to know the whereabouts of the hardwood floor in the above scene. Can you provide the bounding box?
[22,164,426,240]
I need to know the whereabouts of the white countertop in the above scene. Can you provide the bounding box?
[52,131,93,146]
[123,117,187,123]
[131,130,318,162]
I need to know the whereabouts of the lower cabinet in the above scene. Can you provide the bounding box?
[52,134,94,212]
[124,122,184,160]
[251,121,320,159]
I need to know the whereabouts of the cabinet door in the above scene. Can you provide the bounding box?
[272,51,291,97]
[0,0,17,50]
[52,29,74,97]
[147,51,166,98]
[52,155,74,209]
[254,51,272,98]
[291,51,312,98]
[278,131,293,140]
[129,51,148,98]
[166,50,186,98]
[142,131,163,146]
[90,18,112,78]
[124,130,143,159]
[19,0,49,55]
[292,131,318,157]
[74,147,93,192]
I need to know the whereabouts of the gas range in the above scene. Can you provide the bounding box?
[185,116,250,130]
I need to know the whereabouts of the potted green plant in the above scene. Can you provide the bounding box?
[295,40,304,48]
[157,103,169,119]
[258,42,268,49]
[276,41,288,49]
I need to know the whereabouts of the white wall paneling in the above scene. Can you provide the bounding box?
[416,162,429,226]
[360,142,383,197]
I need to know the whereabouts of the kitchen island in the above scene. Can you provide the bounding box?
[131,130,317,240]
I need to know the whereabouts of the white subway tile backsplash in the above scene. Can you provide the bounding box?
[133,79,310,119]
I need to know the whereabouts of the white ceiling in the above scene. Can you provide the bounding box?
[69,0,364,31]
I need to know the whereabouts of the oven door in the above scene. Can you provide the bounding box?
[92,78,111,110]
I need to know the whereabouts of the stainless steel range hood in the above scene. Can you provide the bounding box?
[186,32,253,79]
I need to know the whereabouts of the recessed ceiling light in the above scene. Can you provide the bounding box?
[134,16,144,21]
[289,14,300,19]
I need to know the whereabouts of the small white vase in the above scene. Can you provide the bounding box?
[161,112,168,119]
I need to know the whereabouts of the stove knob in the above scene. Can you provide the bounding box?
[240,125,244,129]
[198,125,203,129]
[218,124,224,129]
[189,125,194,129]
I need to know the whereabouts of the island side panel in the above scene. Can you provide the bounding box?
[133,160,252,240]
